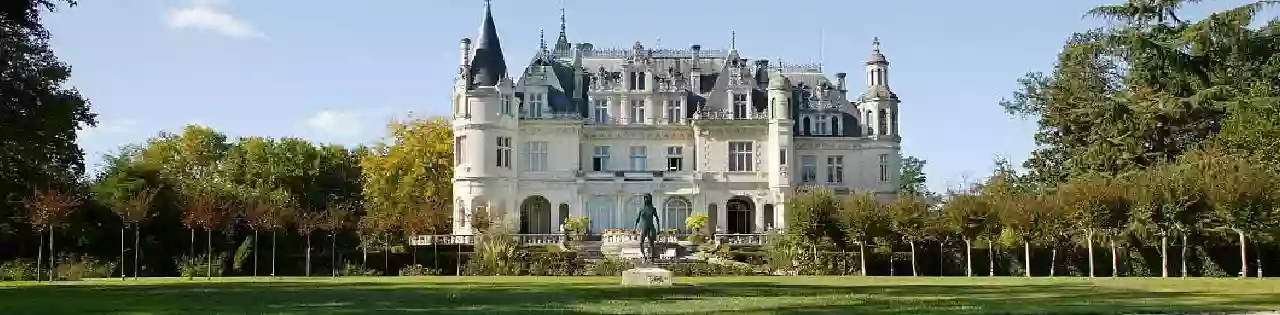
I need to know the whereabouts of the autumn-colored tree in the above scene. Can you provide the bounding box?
[1192,148,1279,278]
[244,196,271,278]
[360,116,452,237]
[24,188,81,282]
[266,198,296,278]
[322,202,355,277]
[295,210,323,277]
[118,187,157,280]
[839,192,885,277]
[183,190,226,280]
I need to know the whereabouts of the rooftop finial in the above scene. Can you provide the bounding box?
[553,0,571,54]
[559,1,566,35]
[730,30,737,51]
[539,28,547,52]
[872,36,881,53]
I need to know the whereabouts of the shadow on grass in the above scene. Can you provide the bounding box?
[2,278,1277,314]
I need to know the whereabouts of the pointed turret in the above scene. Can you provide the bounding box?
[470,0,508,87]
[553,6,571,55]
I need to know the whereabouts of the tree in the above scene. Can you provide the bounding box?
[24,188,80,281]
[295,210,323,277]
[839,192,884,277]
[321,201,355,277]
[1,0,95,262]
[784,188,843,251]
[183,190,225,280]
[888,193,929,276]
[118,188,157,280]
[244,194,273,278]
[899,155,928,197]
[266,197,296,278]
[1193,148,1279,278]
[360,117,452,235]
[1057,174,1127,278]
[941,192,992,277]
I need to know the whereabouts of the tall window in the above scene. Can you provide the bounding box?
[526,93,544,118]
[728,141,754,172]
[666,146,684,171]
[879,154,890,182]
[629,72,647,90]
[815,114,829,135]
[878,109,888,136]
[524,141,548,171]
[801,155,817,183]
[866,110,874,136]
[779,148,787,165]
[454,136,465,165]
[732,94,748,119]
[629,100,645,124]
[831,116,841,135]
[593,98,609,124]
[665,100,682,124]
[826,155,844,184]
[501,96,511,115]
[592,146,610,171]
[629,146,647,171]
[664,197,692,231]
[496,137,512,168]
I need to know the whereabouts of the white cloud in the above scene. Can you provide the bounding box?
[77,119,138,139]
[164,0,267,40]
[305,110,365,139]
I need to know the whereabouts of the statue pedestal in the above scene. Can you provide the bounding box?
[621,267,673,287]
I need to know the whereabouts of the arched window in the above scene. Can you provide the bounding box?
[878,109,888,135]
[558,203,570,227]
[663,197,692,232]
[801,117,812,135]
[585,196,615,233]
[830,116,840,136]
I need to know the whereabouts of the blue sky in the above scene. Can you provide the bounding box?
[45,0,1255,193]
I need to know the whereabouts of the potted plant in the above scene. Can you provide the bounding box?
[684,213,708,246]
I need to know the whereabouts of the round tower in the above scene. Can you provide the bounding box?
[453,1,519,235]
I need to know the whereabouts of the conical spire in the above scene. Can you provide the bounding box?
[553,4,571,54]
[470,0,508,87]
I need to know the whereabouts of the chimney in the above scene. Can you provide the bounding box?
[460,38,472,68]
[690,44,702,90]
[690,44,702,69]
[835,72,847,91]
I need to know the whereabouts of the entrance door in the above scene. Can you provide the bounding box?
[726,196,755,234]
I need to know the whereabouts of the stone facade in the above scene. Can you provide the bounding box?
[450,2,902,236]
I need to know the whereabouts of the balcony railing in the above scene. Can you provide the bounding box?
[520,112,583,120]
[695,109,769,120]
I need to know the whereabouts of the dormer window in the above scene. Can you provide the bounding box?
[732,94,748,119]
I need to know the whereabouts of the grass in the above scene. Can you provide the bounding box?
[1,276,1279,314]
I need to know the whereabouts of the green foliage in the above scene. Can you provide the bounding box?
[176,254,225,279]
[397,264,442,276]
[584,255,634,276]
[838,191,884,247]
[341,263,379,277]
[899,155,929,196]
[53,255,115,280]
[0,260,37,281]
[787,188,845,248]
[232,235,253,274]
[469,229,521,276]
[360,117,453,233]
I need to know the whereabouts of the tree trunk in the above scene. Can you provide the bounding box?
[272,230,278,277]
[988,240,995,277]
[36,228,44,282]
[120,227,126,280]
[49,227,55,282]
[253,230,259,278]
[859,242,868,277]
[1180,233,1188,278]
[190,229,195,258]
[909,240,918,277]
[1110,238,1118,277]
[888,247,895,276]
[1023,241,1031,277]
[1086,229,1095,278]
[1050,247,1057,277]
[411,244,417,267]
[938,241,945,277]
[305,233,312,277]
[1235,228,1247,278]
[964,238,972,277]
[383,234,390,276]
[134,227,141,280]
[1253,239,1262,279]
[206,229,212,280]
[331,233,338,277]
[1160,233,1169,278]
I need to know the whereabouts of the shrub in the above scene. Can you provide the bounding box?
[398,264,442,276]
[55,256,116,280]
[584,255,633,276]
[0,260,37,281]
[340,263,380,277]
[176,254,226,279]
[232,236,254,274]
[467,230,521,276]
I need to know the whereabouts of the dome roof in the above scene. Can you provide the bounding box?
[768,72,791,90]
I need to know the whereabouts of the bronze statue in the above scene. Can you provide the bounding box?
[634,193,660,262]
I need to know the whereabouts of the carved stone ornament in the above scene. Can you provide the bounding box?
[584,129,693,140]
[795,141,862,150]
[522,126,580,135]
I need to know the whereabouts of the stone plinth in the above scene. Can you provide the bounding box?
[621,268,673,287]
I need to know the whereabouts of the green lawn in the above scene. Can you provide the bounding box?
[2,276,1278,314]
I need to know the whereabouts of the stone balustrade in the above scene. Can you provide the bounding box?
[409,233,768,246]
